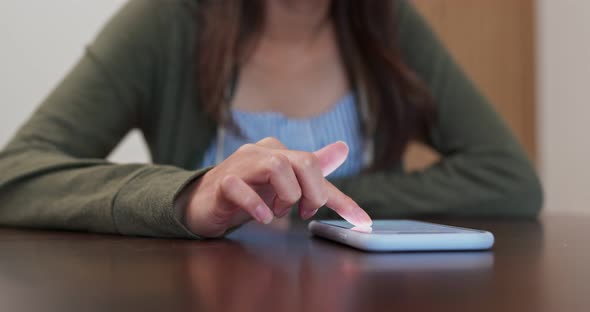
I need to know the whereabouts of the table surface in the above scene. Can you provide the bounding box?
[0,215,588,312]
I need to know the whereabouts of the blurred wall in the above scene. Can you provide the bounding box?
[0,0,146,163]
[538,0,590,215]
[0,1,588,215]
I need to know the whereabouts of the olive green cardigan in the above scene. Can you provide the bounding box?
[0,0,543,238]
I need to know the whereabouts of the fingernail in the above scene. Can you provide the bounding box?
[255,205,273,224]
[302,208,319,220]
[355,208,372,226]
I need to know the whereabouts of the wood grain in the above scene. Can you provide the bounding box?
[1,216,589,312]
[405,0,536,172]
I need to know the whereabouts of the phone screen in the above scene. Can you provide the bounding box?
[319,220,482,234]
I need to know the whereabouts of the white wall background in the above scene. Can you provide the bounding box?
[0,1,588,215]
[538,0,590,215]
[0,0,147,163]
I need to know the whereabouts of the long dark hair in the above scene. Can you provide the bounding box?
[196,0,435,170]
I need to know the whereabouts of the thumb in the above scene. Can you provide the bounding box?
[313,141,349,177]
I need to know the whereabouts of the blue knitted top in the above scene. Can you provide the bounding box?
[201,94,364,178]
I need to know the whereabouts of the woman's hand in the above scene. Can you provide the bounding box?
[180,137,372,237]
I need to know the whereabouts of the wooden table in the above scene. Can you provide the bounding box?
[0,216,588,312]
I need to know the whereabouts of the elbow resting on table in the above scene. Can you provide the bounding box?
[516,174,543,217]
[498,162,544,218]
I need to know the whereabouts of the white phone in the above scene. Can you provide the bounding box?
[309,220,494,252]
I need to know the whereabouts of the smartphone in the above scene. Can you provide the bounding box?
[309,220,494,252]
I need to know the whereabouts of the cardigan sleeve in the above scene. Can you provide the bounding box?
[0,0,206,238]
[325,0,543,219]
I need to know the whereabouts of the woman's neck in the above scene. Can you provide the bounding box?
[232,0,348,118]
[262,0,332,45]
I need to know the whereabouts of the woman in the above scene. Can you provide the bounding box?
[0,0,543,238]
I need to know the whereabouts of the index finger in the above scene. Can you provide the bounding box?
[313,141,349,177]
[324,181,372,226]
[256,137,287,149]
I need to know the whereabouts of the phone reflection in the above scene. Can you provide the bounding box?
[185,228,494,311]
[312,239,497,311]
